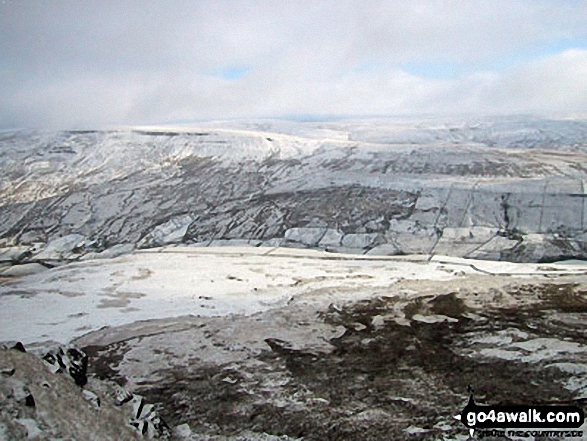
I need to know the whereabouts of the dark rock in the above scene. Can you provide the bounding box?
[12,342,26,353]
[25,392,35,407]
[43,346,88,387]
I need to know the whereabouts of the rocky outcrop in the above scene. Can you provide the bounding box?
[0,344,171,440]
[42,345,89,387]
[0,346,142,440]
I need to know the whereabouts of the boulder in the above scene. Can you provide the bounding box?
[42,346,88,387]
[341,233,380,249]
[366,243,402,256]
[261,238,286,247]
[0,346,142,440]
[0,246,33,263]
[433,227,497,257]
[318,229,344,247]
[33,234,86,261]
[139,215,193,248]
[129,395,170,438]
[284,227,326,247]
[467,235,520,261]
[502,234,583,263]
[386,221,438,255]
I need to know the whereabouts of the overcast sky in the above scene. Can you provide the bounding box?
[1,0,587,129]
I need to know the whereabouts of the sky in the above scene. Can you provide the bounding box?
[1,0,587,129]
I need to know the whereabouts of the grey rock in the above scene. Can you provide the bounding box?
[129,395,170,438]
[0,347,142,440]
[33,234,86,261]
[387,221,439,255]
[81,390,101,409]
[42,346,88,387]
[0,263,48,277]
[0,246,32,263]
[503,234,583,263]
[433,227,497,257]
[284,227,326,247]
[81,243,135,261]
[261,238,286,247]
[366,243,402,256]
[114,387,134,406]
[467,235,521,260]
[318,229,344,247]
[0,119,586,263]
[341,233,380,249]
[139,215,194,248]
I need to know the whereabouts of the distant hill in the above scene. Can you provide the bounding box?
[1,117,586,267]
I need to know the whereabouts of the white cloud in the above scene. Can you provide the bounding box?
[0,0,586,128]
[480,49,587,114]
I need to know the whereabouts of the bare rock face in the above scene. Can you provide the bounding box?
[0,344,175,440]
[0,346,143,440]
[0,117,586,265]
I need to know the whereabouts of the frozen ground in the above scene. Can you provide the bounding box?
[1,246,584,346]
[2,247,587,439]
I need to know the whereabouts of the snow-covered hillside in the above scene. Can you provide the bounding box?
[0,116,586,270]
[2,117,587,440]
[3,246,587,439]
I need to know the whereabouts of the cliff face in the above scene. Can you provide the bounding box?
[0,117,586,265]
